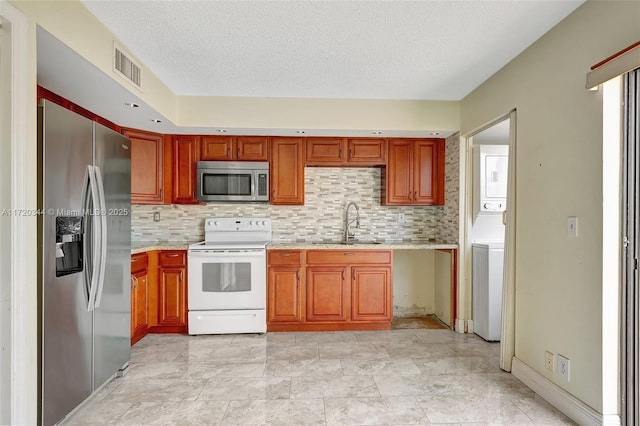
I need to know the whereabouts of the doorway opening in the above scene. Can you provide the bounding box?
[0,13,11,425]
[461,111,516,371]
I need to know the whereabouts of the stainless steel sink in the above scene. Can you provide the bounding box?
[341,241,383,245]
[311,241,383,245]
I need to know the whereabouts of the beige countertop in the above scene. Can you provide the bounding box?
[131,241,194,254]
[268,241,458,250]
[131,241,458,254]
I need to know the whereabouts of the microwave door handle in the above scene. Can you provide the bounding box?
[251,173,256,200]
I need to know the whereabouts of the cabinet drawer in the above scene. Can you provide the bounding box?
[306,250,392,265]
[159,251,186,266]
[131,253,149,273]
[268,250,302,266]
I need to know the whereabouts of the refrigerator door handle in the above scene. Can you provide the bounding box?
[93,165,108,308]
[80,166,92,308]
[84,165,101,311]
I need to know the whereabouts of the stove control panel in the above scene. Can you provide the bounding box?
[204,217,272,233]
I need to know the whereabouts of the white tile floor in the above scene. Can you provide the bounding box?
[64,330,576,425]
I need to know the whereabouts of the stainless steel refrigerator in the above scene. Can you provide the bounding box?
[37,100,131,426]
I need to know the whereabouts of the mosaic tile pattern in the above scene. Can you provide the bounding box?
[132,167,445,243]
[437,135,460,244]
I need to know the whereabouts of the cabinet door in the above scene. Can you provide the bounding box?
[158,267,187,327]
[131,271,148,343]
[305,138,345,164]
[347,139,386,165]
[385,140,413,205]
[351,266,392,322]
[306,266,348,322]
[124,129,165,204]
[173,135,199,204]
[413,140,444,205]
[236,136,269,161]
[200,136,234,160]
[268,267,303,323]
[270,138,305,205]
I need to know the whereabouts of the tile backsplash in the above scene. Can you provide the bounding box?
[437,134,459,244]
[132,167,456,243]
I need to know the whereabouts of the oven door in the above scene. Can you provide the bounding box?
[188,249,266,311]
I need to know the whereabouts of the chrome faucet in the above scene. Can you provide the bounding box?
[344,201,361,243]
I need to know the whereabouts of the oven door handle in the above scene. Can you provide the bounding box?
[188,250,265,259]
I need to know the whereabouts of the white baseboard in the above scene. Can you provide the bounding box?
[511,357,613,426]
[455,319,474,334]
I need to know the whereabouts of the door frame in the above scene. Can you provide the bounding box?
[0,1,36,424]
[459,110,516,371]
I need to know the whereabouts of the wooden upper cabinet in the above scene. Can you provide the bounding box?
[200,136,234,161]
[305,138,386,166]
[385,140,413,204]
[270,137,305,205]
[236,136,269,161]
[200,135,268,161]
[124,128,169,204]
[346,139,386,165]
[384,139,445,206]
[306,138,345,164]
[414,140,441,204]
[173,135,200,204]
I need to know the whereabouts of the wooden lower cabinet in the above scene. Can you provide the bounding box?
[158,267,187,327]
[267,249,392,331]
[267,267,303,323]
[351,266,392,321]
[130,253,149,345]
[306,266,348,322]
[130,250,188,345]
[156,251,188,332]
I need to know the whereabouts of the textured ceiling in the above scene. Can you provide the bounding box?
[81,0,584,101]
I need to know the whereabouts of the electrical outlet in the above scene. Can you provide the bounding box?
[545,351,554,372]
[399,213,406,224]
[557,354,570,381]
[153,211,161,222]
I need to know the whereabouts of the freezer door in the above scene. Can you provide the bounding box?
[93,122,131,389]
[39,101,93,426]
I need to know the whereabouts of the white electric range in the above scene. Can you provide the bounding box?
[187,217,271,335]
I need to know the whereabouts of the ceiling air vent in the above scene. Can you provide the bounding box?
[113,43,142,89]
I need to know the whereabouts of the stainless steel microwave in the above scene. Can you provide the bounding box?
[196,161,269,202]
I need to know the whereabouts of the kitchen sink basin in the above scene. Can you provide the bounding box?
[311,241,383,245]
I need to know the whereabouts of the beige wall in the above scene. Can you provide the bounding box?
[178,96,460,131]
[461,0,640,412]
[11,0,178,122]
[393,250,436,317]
